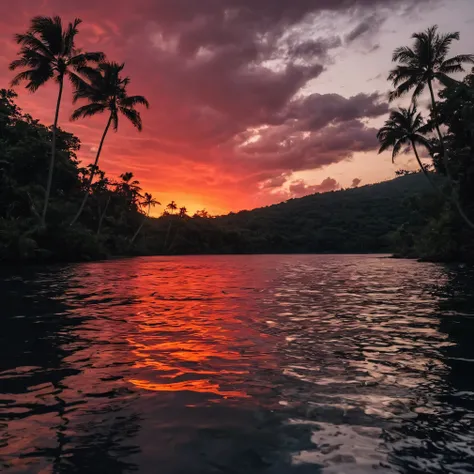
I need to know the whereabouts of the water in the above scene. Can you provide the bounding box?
[1,255,474,474]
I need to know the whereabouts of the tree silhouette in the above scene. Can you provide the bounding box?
[166,201,177,214]
[119,172,142,211]
[194,209,210,218]
[377,105,439,194]
[178,206,188,218]
[70,62,149,225]
[131,192,160,244]
[9,16,104,226]
[388,25,474,227]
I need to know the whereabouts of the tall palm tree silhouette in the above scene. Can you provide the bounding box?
[10,16,104,225]
[388,25,474,227]
[377,105,439,193]
[70,62,149,225]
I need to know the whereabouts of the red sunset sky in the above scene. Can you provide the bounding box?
[0,0,472,215]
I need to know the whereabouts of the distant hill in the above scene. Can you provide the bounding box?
[143,173,438,255]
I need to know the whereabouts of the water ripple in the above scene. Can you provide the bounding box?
[1,255,474,473]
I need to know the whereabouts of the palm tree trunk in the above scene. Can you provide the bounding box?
[97,195,111,235]
[70,113,113,226]
[411,141,443,197]
[428,80,474,229]
[41,76,64,226]
[131,204,150,244]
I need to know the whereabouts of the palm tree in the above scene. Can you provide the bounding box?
[10,16,104,226]
[69,62,149,226]
[194,209,210,218]
[131,193,160,244]
[178,206,188,218]
[388,25,474,227]
[118,172,142,210]
[377,105,439,193]
[166,201,177,214]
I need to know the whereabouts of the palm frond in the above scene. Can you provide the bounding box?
[412,25,438,43]
[391,139,406,163]
[119,106,142,131]
[75,65,103,84]
[120,95,149,108]
[71,103,107,121]
[388,66,421,86]
[442,54,474,68]
[68,71,89,98]
[30,16,64,56]
[412,81,426,99]
[434,31,460,60]
[439,64,464,75]
[10,66,54,91]
[412,134,431,151]
[389,78,417,101]
[9,57,30,71]
[9,48,51,70]
[377,134,396,154]
[392,46,416,63]
[14,33,53,59]
[63,18,82,56]
[69,51,105,68]
[435,72,461,88]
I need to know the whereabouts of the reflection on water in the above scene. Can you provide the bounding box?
[1,255,474,473]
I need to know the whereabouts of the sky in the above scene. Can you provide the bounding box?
[0,0,473,216]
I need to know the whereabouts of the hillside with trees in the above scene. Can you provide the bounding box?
[112,173,438,256]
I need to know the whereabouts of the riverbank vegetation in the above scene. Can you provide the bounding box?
[1,17,473,263]
[378,25,474,262]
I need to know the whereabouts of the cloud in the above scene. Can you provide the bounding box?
[261,173,290,189]
[0,0,434,213]
[289,177,340,198]
[352,178,362,187]
[281,92,388,130]
[345,14,382,44]
[288,36,342,63]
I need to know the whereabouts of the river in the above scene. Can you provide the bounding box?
[1,255,474,473]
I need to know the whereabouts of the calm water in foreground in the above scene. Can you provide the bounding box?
[1,255,474,474]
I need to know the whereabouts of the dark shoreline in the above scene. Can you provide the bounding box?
[3,251,471,269]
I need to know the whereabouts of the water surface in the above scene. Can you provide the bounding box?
[1,255,474,473]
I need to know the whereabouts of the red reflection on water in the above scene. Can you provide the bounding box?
[129,378,248,398]
[123,257,275,399]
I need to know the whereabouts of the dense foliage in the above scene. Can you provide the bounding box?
[380,26,474,262]
[0,89,147,262]
[389,71,474,262]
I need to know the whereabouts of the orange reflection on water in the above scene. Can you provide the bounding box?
[124,258,273,399]
[129,378,249,398]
